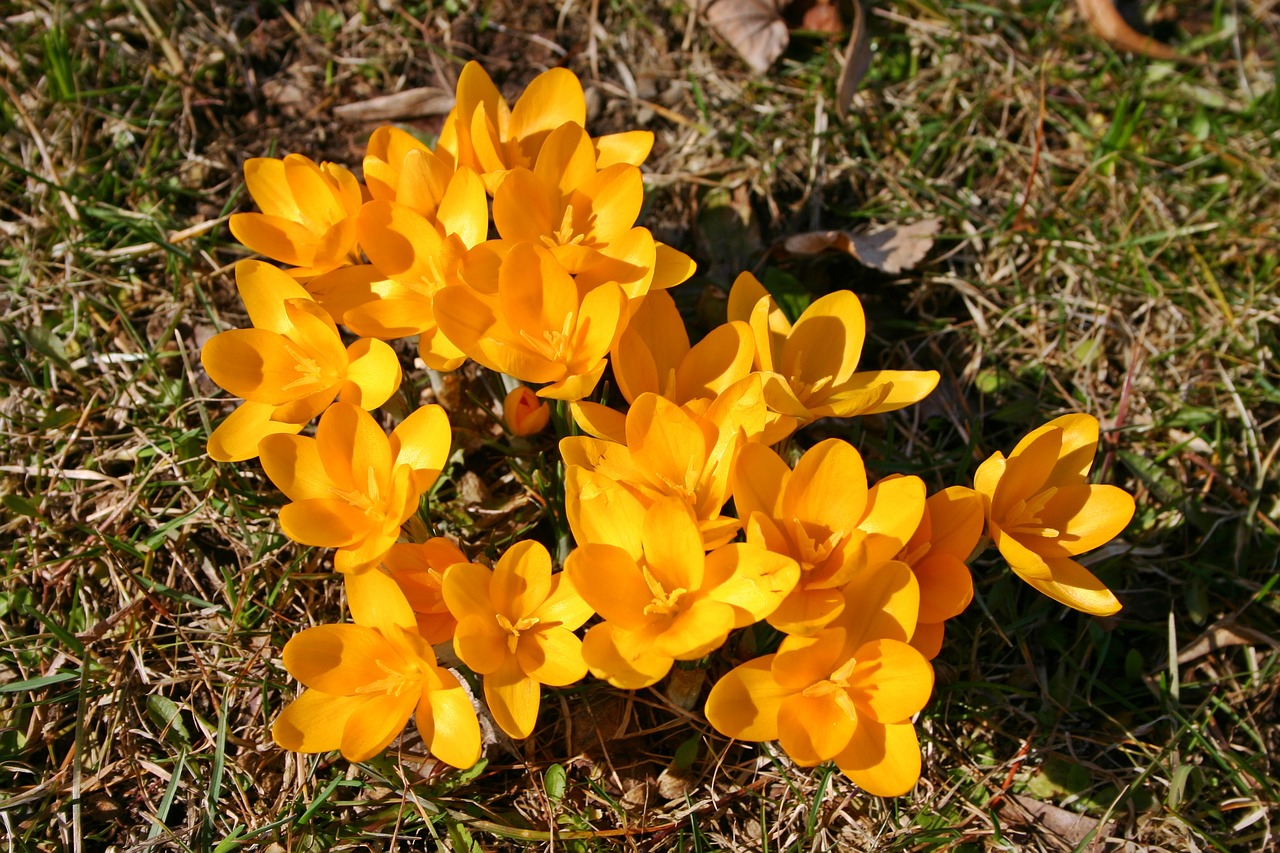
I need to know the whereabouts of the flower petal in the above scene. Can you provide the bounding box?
[272,689,364,754]
[279,499,371,548]
[704,657,787,742]
[340,689,418,761]
[418,679,483,769]
[835,719,921,797]
[777,692,854,765]
[282,624,401,694]
[518,625,587,686]
[580,622,673,689]
[207,401,304,463]
[1022,557,1122,616]
[484,657,542,739]
[847,639,934,722]
[491,540,552,621]
[344,567,417,632]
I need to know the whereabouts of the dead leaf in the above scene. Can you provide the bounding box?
[1074,0,1192,62]
[780,218,940,273]
[835,0,871,119]
[1177,618,1280,665]
[1002,794,1112,851]
[706,0,790,73]
[848,218,940,272]
[334,86,455,122]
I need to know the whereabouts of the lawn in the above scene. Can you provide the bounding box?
[1,1,1277,850]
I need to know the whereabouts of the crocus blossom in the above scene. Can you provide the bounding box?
[201,260,401,462]
[727,272,940,441]
[272,573,481,766]
[442,541,593,739]
[731,439,926,635]
[974,414,1134,615]
[436,61,653,192]
[705,560,929,796]
[503,385,551,436]
[229,154,363,278]
[567,498,799,689]
[258,402,451,573]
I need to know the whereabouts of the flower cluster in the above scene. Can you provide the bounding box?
[203,62,1136,794]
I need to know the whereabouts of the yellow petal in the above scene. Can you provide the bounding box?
[564,467,646,559]
[344,567,417,632]
[1039,484,1135,556]
[650,242,697,290]
[704,657,787,741]
[453,614,508,675]
[491,540,552,620]
[341,338,402,410]
[201,329,332,403]
[921,487,985,561]
[279,499,371,548]
[580,621,673,689]
[777,692,855,765]
[237,259,311,332]
[272,689,364,753]
[243,157,301,220]
[909,621,945,660]
[838,369,939,415]
[1023,557,1122,616]
[565,544,653,632]
[767,585,847,636]
[492,167,555,244]
[847,638,934,722]
[418,680,483,769]
[258,434,334,502]
[837,561,920,650]
[835,719,921,797]
[1013,413,1098,483]
[531,121,595,197]
[731,443,789,522]
[484,657,541,740]
[357,200,446,283]
[532,574,594,631]
[509,69,587,161]
[390,404,451,493]
[441,562,496,627]
[785,439,868,536]
[207,401,303,463]
[859,476,927,567]
[568,401,628,443]
[436,166,489,248]
[577,164,642,242]
[340,689,418,761]
[913,553,973,624]
[518,625,587,686]
[782,290,866,387]
[229,213,320,268]
[315,403,392,498]
[652,599,735,660]
[673,320,755,404]
[282,624,401,694]
[771,629,850,690]
[641,497,706,593]
[704,543,800,626]
[593,130,653,169]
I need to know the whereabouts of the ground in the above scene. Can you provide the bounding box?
[0,1,1277,850]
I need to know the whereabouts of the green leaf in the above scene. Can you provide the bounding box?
[146,694,191,745]
[544,763,566,804]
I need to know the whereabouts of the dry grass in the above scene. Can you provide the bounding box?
[1,0,1278,850]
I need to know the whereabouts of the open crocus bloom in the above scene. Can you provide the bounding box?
[705,560,930,797]
[434,241,627,400]
[273,572,481,766]
[727,272,939,442]
[442,541,593,739]
[732,438,926,635]
[258,402,451,573]
[562,376,768,550]
[229,154,364,278]
[974,414,1134,615]
[201,261,401,462]
[436,61,653,193]
[567,497,798,689]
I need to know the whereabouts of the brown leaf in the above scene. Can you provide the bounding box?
[706,0,790,73]
[835,0,871,119]
[1003,795,1112,851]
[1177,619,1280,665]
[780,218,940,273]
[333,86,455,122]
[848,218,939,272]
[800,0,842,34]
[1074,0,1188,62]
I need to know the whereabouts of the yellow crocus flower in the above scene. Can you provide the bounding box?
[272,570,481,767]
[727,272,940,442]
[434,242,627,400]
[437,61,653,193]
[732,439,926,635]
[258,402,451,573]
[442,541,593,739]
[974,414,1134,615]
[705,618,932,796]
[566,498,798,689]
[228,154,363,278]
[201,260,401,462]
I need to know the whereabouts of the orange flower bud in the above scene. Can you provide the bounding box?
[504,386,550,436]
